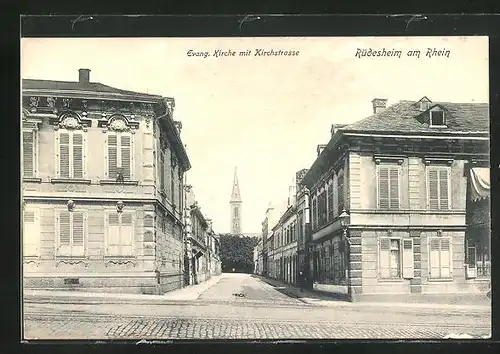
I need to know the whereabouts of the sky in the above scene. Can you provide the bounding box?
[21,36,489,234]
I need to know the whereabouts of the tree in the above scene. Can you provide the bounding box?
[219,234,259,273]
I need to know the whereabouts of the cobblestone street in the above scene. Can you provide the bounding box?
[23,274,491,340]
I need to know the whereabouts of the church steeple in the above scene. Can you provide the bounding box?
[231,167,242,202]
[230,167,242,234]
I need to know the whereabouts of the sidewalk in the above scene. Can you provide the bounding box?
[256,275,491,312]
[24,275,223,304]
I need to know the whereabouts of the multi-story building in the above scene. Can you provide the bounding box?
[184,185,210,284]
[22,69,190,294]
[253,239,263,275]
[295,168,310,287]
[208,230,222,276]
[300,97,490,302]
[271,200,298,285]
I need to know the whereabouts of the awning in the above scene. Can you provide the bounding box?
[470,167,490,202]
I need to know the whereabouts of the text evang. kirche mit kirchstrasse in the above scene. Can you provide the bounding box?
[186,49,300,58]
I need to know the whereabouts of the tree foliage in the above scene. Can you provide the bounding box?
[219,234,259,273]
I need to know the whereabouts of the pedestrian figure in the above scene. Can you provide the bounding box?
[299,271,304,292]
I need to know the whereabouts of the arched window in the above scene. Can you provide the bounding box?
[234,207,238,217]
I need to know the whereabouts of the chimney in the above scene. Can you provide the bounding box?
[372,98,388,114]
[78,68,91,84]
[317,144,327,157]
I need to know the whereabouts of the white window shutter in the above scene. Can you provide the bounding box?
[72,212,85,256]
[121,135,131,179]
[108,135,118,179]
[23,130,34,178]
[439,169,449,210]
[378,167,389,209]
[429,237,441,278]
[389,168,400,209]
[58,211,71,256]
[440,237,452,278]
[23,211,38,257]
[72,133,84,179]
[379,237,391,278]
[121,213,134,256]
[107,213,121,256]
[59,133,70,178]
[402,238,414,278]
[428,169,439,210]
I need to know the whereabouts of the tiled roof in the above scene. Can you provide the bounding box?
[22,79,163,101]
[343,100,489,133]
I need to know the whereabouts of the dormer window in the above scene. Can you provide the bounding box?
[420,101,430,111]
[417,96,432,111]
[430,110,446,127]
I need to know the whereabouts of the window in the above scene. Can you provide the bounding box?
[58,131,85,179]
[337,171,344,212]
[23,211,39,257]
[108,134,132,180]
[159,150,165,191]
[379,236,414,279]
[327,180,334,221]
[312,196,318,230]
[234,207,238,217]
[427,167,450,210]
[106,212,134,257]
[377,166,400,210]
[58,211,85,257]
[420,101,430,111]
[23,130,36,178]
[318,190,327,227]
[430,110,445,126]
[429,236,452,279]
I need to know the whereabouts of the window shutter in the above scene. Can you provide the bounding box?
[59,211,71,245]
[23,131,34,178]
[107,213,121,256]
[59,133,70,178]
[159,151,165,191]
[428,169,439,210]
[389,168,400,209]
[429,237,441,278]
[402,238,414,278]
[121,135,131,179]
[108,135,118,179]
[72,212,85,256]
[120,213,134,256]
[378,167,389,209]
[23,211,38,257]
[72,133,84,179]
[337,173,344,211]
[440,237,452,278]
[439,169,449,210]
[379,237,391,278]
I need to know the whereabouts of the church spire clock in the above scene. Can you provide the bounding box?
[230,167,242,234]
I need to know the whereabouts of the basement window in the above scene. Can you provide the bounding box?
[64,278,80,285]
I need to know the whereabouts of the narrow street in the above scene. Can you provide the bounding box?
[23,273,491,340]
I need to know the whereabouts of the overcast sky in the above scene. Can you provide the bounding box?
[21,36,489,234]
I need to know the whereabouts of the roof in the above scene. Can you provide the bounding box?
[22,79,163,102]
[343,100,489,134]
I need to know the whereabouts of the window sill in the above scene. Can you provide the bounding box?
[99,180,139,186]
[23,177,42,183]
[51,178,91,185]
[378,278,405,283]
[427,278,453,283]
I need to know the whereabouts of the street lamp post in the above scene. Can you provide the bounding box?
[338,208,351,296]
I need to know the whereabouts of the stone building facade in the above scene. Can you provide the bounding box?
[22,69,190,294]
[300,97,490,302]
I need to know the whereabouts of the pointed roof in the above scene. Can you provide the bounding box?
[230,167,242,203]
